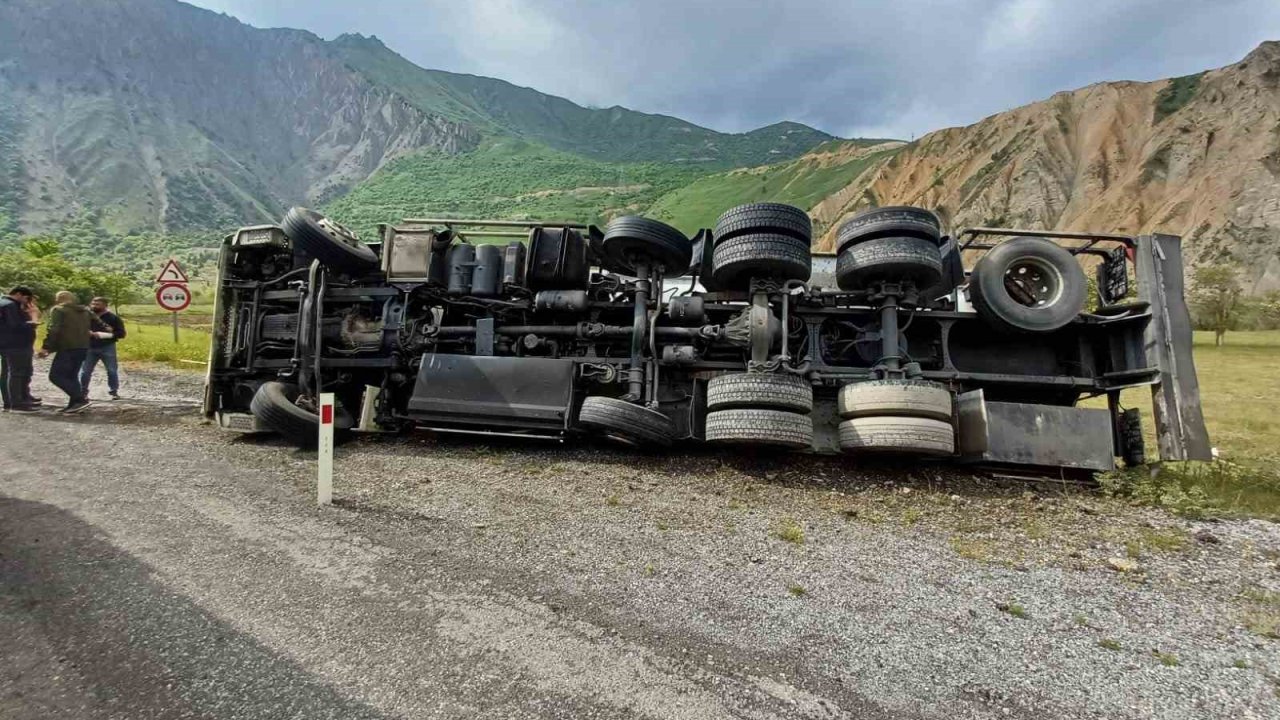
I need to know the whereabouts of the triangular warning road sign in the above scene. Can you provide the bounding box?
[155,259,189,284]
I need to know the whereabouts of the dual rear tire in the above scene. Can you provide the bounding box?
[836,380,954,456]
[834,206,945,291]
[703,373,814,449]
[709,203,812,289]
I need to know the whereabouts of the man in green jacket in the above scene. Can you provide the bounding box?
[38,290,93,413]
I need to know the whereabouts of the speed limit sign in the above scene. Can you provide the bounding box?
[155,282,192,312]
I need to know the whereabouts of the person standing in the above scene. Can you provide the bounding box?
[80,296,127,400]
[38,291,93,413]
[0,285,40,414]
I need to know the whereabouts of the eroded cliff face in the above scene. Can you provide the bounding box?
[813,42,1280,293]
[0,0,477,233]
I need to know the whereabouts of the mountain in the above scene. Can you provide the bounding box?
[0,0,835,241]
[332,34,836,167]
[805,43,1278,293]
[324,138,709,238]
[635,42,1280,293]
[0,0,479,237]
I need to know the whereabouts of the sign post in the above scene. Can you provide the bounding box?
[154,259,191,342]
[317,392,335,505]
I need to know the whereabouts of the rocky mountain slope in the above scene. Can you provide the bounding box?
[804,42,1280,293]
[0,0,479,236]
[0,0,835,239]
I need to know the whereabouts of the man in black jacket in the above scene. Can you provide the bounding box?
[80,296,127,399]
[0,286,40,413]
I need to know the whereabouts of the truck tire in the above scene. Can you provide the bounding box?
[714,203,811,244]
[838,416,954,455]
[837,380,952,421]
[711,233,811,288]
[602,216,691,276]
[836,236,942,290]
[836,206,941,253]
[707,373,813,413]
[578,396,675,447]
[250,381,353,447]
[705,409,813,449]
[969,236,1086,333]
[282,207,379,274]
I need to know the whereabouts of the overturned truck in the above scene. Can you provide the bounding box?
[203,203,1212,473]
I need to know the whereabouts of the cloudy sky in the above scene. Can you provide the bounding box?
[189,0,1280,139]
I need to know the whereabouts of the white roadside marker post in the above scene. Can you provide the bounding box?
[318,393,335,505]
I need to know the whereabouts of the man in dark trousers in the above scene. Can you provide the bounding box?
[80,296,127,400]
[0,285,40,414]
[38,290,93,413]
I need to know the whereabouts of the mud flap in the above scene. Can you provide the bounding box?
[1135,234,1212,462]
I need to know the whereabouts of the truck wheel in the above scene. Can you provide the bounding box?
[714,203,811,244]
[578,396,675,447]
[711,233,811,288]
[707,373,812,413]
[602,216,691,277]
[969,236,1086,333]
[838,416,954,455]
[705,409,813,449]
[836,206,941,253]
[836,236,942,290]
[250,381,354,447]
[281,207,379,274]
[837,380,952,421]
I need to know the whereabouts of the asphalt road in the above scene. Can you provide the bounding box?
[1,364,1277,719]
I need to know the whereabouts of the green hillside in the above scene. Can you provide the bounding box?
[646,141,902,235]
[332,34,836,168]
[324,139,708,238]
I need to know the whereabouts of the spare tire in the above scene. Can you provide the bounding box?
[836,206,941,253]
[711,233,811,289]
[969,237,1087,333]
[250,381,354,447]
[601,216,691,276]
[281,207,379,274]
[714,203,811,244]
[836,236,942,290]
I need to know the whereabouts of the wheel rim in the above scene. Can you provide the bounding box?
[318,216,361,246]
[1002,256,1063,307]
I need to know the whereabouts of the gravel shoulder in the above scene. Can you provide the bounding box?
[1,360,1278,719]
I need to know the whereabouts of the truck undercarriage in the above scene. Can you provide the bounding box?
[204,204,1212,473]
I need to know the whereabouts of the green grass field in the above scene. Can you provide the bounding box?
[109,303,214,365]
[1096,331,1280,519]
[116,323,211,365]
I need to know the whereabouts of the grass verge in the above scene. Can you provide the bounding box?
[1092,330,1280,520]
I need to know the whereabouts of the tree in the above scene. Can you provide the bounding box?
[0,242,138,307]
[1191,265,1243,346]
[1257,290,1280,330]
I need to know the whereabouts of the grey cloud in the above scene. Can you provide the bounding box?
[191,0,1280,139]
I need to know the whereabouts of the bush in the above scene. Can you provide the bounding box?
[1096,461,1274,519]
[0,240,139,306]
